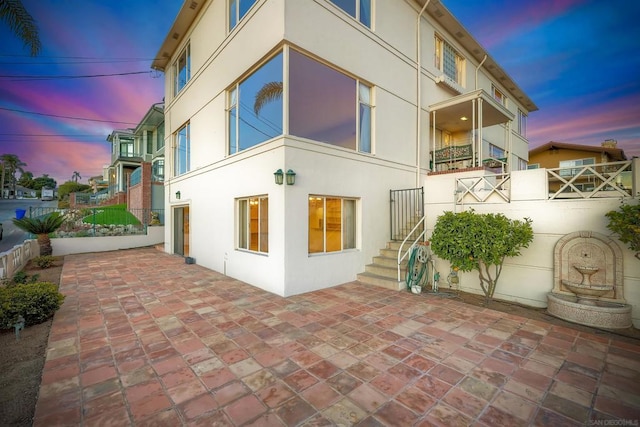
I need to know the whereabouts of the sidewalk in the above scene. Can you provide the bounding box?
[34,247,640,426]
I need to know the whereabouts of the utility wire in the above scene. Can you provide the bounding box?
[0,106,138,125]
[0,70,153,81]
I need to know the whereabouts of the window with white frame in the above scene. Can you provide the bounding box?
[517,109,527,137]
[229,0,257,30]
[435,35,465,86]
[157,122,165,149]
[527,163,539,169]
[488,144,505,160]
[290,49,373,153]
[119,137,134,157]
[228,52,283,154]
[329,0,371,27]
[308,196,356,254]
[152,159,164,182]
[228,48,374,155]
[559,157,595,177]
[516,157,528,171]
[146,130,153,154]
[174,44,191,96]
[238,196,268,253]
[492,85,506,106]
[174,123,190,176]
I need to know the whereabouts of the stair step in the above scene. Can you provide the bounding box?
[357,272,405,291]
[372,255,407,269]
[365,263,406,280]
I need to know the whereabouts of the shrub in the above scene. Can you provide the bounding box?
[431,210,533,303]
[606,203,640,261]
[33,255,55,269]
[11,271,39,285]
[0,282,65,328]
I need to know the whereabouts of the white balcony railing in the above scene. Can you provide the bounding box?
[547,160,633,200]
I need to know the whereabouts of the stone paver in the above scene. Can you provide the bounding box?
[33,248,640,426]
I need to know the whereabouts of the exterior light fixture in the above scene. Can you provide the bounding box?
[285,169,296,185]
[274,169,284,185]
[460,116,468,121]
[176,191,181,199]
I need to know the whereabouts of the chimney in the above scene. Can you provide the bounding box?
[602,139,617,148]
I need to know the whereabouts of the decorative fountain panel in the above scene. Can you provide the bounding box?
[548,230,631,329]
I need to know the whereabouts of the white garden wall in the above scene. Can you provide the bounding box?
[424,165,640,328]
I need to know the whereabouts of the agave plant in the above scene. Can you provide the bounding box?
[13,212,66,256]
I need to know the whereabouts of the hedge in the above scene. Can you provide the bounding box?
[0,282,65,329]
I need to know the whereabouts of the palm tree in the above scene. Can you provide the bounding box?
[0,154,26,199]
[71,171,81,183]
[13,212,66,256]
[0,0,41,55]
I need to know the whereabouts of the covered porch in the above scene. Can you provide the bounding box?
[429,89,514,173]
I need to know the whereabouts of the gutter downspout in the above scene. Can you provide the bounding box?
[475,54,487,90]
[416,0,431,187]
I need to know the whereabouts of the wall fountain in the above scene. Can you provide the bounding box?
[547,230,632,329]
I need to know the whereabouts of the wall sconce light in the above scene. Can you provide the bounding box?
[274,169,284,185]
[175,190,181,199]
[285,169,296,185]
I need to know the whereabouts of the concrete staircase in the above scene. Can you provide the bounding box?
[357,240,408,291]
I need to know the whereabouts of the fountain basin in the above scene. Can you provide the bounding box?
[547,293,632,329]
[563,281,613,298]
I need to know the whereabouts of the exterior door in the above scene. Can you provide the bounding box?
[173,206,190,256]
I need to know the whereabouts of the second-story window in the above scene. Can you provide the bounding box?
[435,35,465,86]
[120,137,134,157]
[329,0,371,27]
[229,0,257,30]
[174,44,191,96]
[174,123,190,176]
[492,85,506,106]
[146,130,153,154]
[517,109,527,137]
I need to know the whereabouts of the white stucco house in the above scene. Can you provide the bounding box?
[152,0,537,297]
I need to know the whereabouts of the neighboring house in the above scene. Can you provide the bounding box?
[128,103,166,223]
[104,103,165,211]
[2,184,36,199]
[151,0,537,297]
[529,139,630,193]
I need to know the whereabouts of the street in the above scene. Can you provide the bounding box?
[0,199,57,253]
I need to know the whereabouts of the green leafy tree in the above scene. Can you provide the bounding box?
[32,174,57,191]
[17,170,33,188]
[57,180,90,201]
[13,212,66,256]
[431,210,534,303]
[606,203,640,261]
[0,153,26,199]
[0,0,41,55]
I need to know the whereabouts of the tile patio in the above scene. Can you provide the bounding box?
[33,248,640,426]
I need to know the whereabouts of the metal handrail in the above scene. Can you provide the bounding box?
[397,216,428,282]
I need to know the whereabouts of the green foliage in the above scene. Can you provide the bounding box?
[57,181,90,201]
[86,204,140,226]
[11,271,39,285]
[0,282,64,329]
[431,210,534,302]
[32,174,57,191]
[13,212,66,235]
[33,255,55,269]
[606,203,640,261]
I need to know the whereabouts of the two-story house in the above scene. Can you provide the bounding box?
[105,103,165,205]
[152,0,537,296]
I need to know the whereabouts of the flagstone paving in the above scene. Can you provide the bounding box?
[33,248,640,426]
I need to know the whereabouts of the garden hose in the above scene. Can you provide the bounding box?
[406,244,429,291]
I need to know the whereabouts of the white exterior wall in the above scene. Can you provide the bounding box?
[424,167,640,327]
[159,0,537,297]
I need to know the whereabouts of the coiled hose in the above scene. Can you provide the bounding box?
[406,244,429,291]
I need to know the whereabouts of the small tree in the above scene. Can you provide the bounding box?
[13,212,66,256]
[606,203,640,261]
[431,210,533,303]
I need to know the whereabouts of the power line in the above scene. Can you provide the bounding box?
[0,70,153,81]
[0,106,138,125]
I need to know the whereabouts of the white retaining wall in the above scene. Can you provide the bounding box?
[424,167,640,328]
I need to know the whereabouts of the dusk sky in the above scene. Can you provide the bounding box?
[1,0,638,186]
